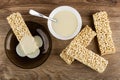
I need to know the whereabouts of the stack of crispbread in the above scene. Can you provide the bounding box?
[60,11,116,73]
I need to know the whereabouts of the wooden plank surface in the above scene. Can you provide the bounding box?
[0,0,120,80]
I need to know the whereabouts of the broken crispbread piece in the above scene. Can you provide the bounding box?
[7,12,32,41]
[60,25,96,65]
[93,11,116,55]
[65,43,108,73]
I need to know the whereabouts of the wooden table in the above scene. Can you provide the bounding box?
[0,0,120,80]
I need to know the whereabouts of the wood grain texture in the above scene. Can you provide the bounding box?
[0,0,120,80]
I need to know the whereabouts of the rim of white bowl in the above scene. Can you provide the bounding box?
[47,6,82,40]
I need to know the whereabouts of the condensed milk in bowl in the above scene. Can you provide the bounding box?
[48,6,82,40]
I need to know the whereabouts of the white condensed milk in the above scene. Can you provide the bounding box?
[48,6,82,40]
[52,11,78,37]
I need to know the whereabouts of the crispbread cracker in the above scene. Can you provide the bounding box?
[60,25,96,64]
[60,47,74,64]
[66,43,108,73]
[7,12,32,41]
[93,11,116,55]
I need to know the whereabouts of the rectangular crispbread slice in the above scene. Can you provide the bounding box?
[60,25,96,64]
[7,12,38,55]
[93,11,115,55]
[7,12,32,41]
[65,43,108,73]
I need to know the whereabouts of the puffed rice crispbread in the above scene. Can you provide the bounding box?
[93,11,116,55]
[66,43,108,73]
[7,12,32,41]
[60,25,96,65]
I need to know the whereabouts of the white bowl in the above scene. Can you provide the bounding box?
[47,6,82,40]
